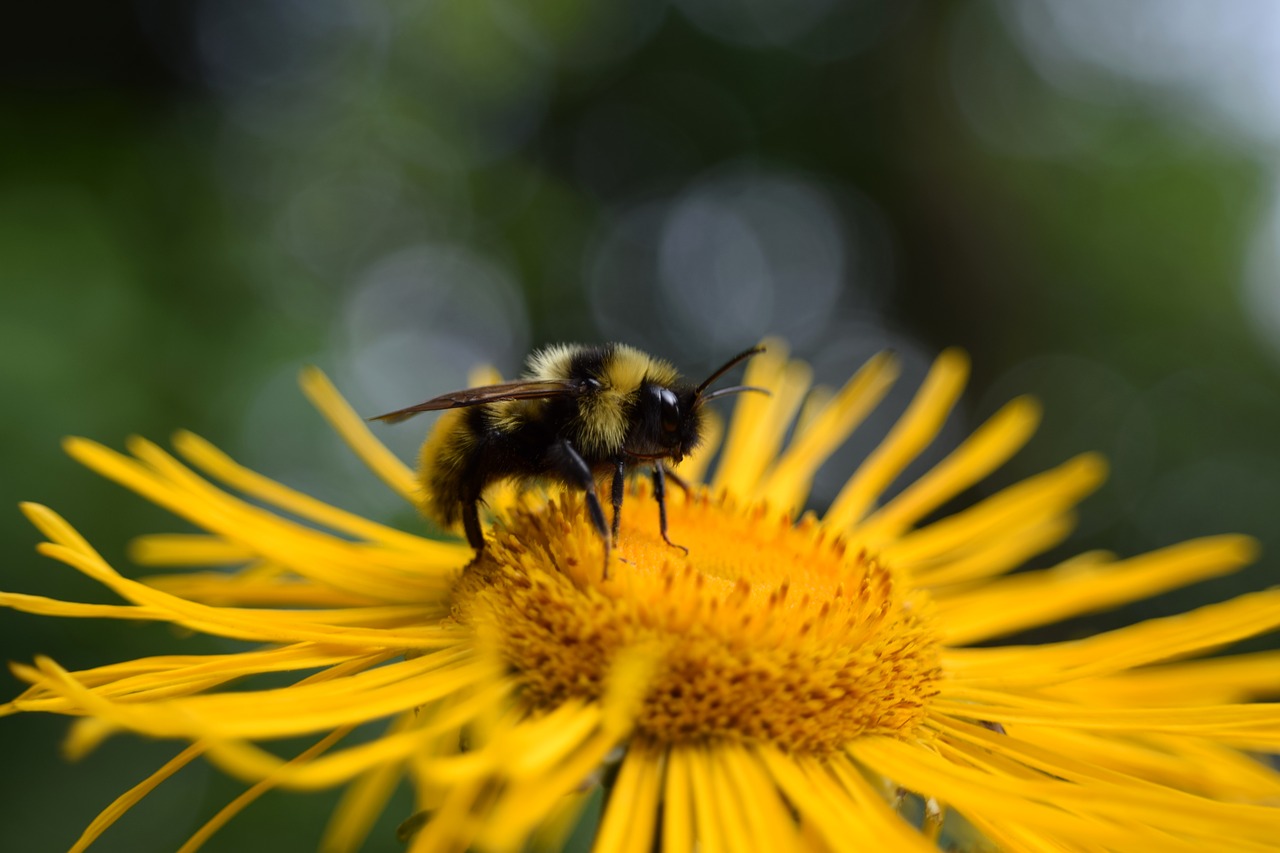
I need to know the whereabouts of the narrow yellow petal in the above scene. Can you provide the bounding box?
[601,641,662,735]
[69,744,206,853]
[172,430,445,554]
[503,704,602,778]
[397,697,468,816]
[911,514,1078,590]
[30,652,492,743]
[852,736,1277,850]
[790,383,832,438]
[68,651,386,850]
[886,452,1106,566]
[930,715,1166,789]
[60,439,454,601]
[870,739,1169,849]
[421,702,597,784]
[825,348,969,531]
[184,661,491,740]
[19,501,102,557]
[479,726,625,852]
[854,395,1041,543]
[1007,725,1280,801]
[932,690,1280,748]
[405,775,486,853]
[202,722,456,790]
[757,351,899,513]
[299,366,419,502]
[33,645,379,700]
[937,534,1259,644]
[178,726,354,853]
[128,533,254,566]
[1048,650,1280,705]
[126,435,462,580]
[662,744,696,853]
[824,755,944,853]
[465,689,643,852]
[945,588,1280,687]
[37,541,455,649]
[1153,736,1280,801]
[736,360,814,501]
[139,571,384,608]
[711,341,789,498]
[321,715,417,853]
[713,745,802,852]
[0,591,161,622]
[959,811,1086,853]
[685,747,733,853]
[595,745,663,853]
[14,646,392,715]
[525,789,592,853]
[928,718,1280,841]
[754,746,868,853]
[792,753,915,853]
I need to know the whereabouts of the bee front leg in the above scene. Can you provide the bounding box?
[661,465,691,495]
[653,465,688,555]
[551,440,612,578]
[611,456,625,541]
[462,500,484,553]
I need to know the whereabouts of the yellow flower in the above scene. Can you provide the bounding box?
[4,342,1280,852]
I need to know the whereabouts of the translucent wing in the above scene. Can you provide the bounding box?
[370,379,584,424]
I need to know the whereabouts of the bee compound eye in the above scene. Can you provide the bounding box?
[660,389,680,433]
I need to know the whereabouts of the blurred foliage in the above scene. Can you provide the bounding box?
[3,1,1278,850]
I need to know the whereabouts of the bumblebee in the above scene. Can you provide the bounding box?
[372,343,764,574]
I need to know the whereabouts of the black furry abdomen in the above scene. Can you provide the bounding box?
[418,401,600,528]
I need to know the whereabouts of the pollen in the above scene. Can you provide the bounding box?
[450,483,943,753]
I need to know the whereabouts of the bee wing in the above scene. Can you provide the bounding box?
[370,379,584,423]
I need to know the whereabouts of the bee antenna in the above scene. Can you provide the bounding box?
[695,346,765,397]
[700,385,770,403]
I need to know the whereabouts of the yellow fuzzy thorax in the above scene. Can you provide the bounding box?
[499,343,682,455]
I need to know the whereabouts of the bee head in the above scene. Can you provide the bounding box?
[625,347,768,465]
[627,383,703,463]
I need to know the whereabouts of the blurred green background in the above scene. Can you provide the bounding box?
[4,1,1279,850]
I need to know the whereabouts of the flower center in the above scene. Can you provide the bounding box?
[450,485,943,753]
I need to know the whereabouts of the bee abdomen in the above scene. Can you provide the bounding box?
[416,408,481,527]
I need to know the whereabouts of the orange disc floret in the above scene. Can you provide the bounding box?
[451,484,943,753]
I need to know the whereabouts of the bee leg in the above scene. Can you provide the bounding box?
[653,465,688,555]
[462,500,484,553]
[610,457,625,540]
[552,440,612,578]
[661,465,691,495]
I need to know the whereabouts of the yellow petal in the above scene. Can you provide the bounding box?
[172,430,440,553]
[711,340,790,498]
[945,588,1280,686]
[825,348,969,531]
[128,533,255,566]
[69,744,206,853]
[594,744,664,853]
[887,452,1106,567]
[855,395,1041,544]
[937,534,1259,644]
[299,366,418,502]
[757,351,899,513]
[320,714,417,853]
[178,727,353,853]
